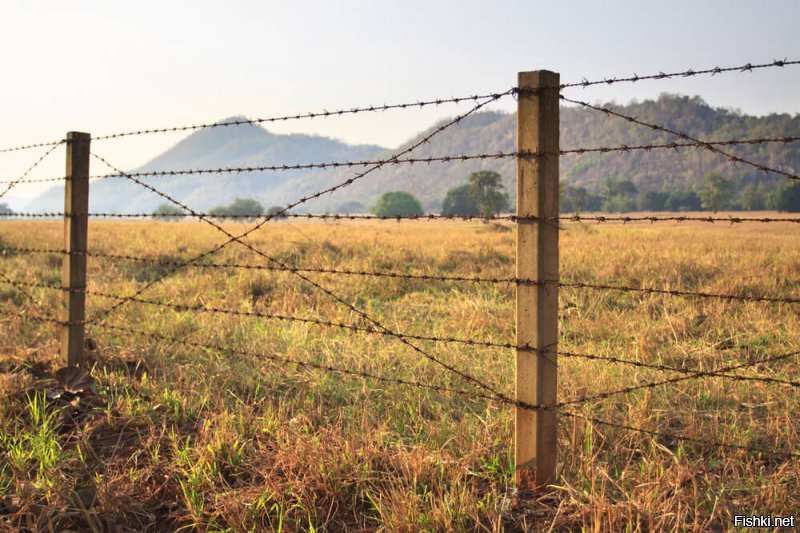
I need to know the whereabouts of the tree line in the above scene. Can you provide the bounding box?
[562,173,800,213]
[136,169,797,220]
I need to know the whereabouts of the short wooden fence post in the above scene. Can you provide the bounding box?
[61,131,91,367]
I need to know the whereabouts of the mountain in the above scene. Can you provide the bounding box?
[28,117,387,213]
[27,96,800,214]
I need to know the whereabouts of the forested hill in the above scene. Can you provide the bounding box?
[27,95,800,213]
[310,94,800,212]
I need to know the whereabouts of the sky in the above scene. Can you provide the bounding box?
[1,0,799,207]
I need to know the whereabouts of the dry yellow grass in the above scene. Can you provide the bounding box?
[0,216,798,531]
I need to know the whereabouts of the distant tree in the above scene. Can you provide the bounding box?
[336,201,365,214]
[699,172,732,212]
[561,186,586,213]
[600,177,638,212]
[266,205,288,219]
[738,184,765,211]
[151,203,184,221]
[468,171,509,217]
[0,203,13,215]
[664,190,702,211]
[210,198,264,221]
[638,191,669,212]
[372,191,423,217]
[442,184,480,216]
[766,182,800,212]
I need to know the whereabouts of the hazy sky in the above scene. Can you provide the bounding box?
[2,0,799,205]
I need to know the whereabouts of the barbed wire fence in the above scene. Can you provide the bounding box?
[1,59,799,489]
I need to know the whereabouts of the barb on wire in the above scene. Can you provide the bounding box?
[93,90,515,141]
[559,58,800,90]
[87,98,515,404]
[561,95,799,181]
[558,349,800,407]
[562,410,800,459]
[0,141,64,200]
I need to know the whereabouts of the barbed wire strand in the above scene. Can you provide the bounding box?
[92,90,515,141]
[559,58,800,90]
[560,95,800,181]
[0,138,64,155]
[0,142,64,200]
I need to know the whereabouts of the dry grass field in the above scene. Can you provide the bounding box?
[0,216,798,531]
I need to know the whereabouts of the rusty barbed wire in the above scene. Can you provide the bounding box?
[0,142,64,200]
[562,410,800,459]
[89,140,516,403]
[561,95,800,181]
[558,58,800,90]
[93,90,515,141]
